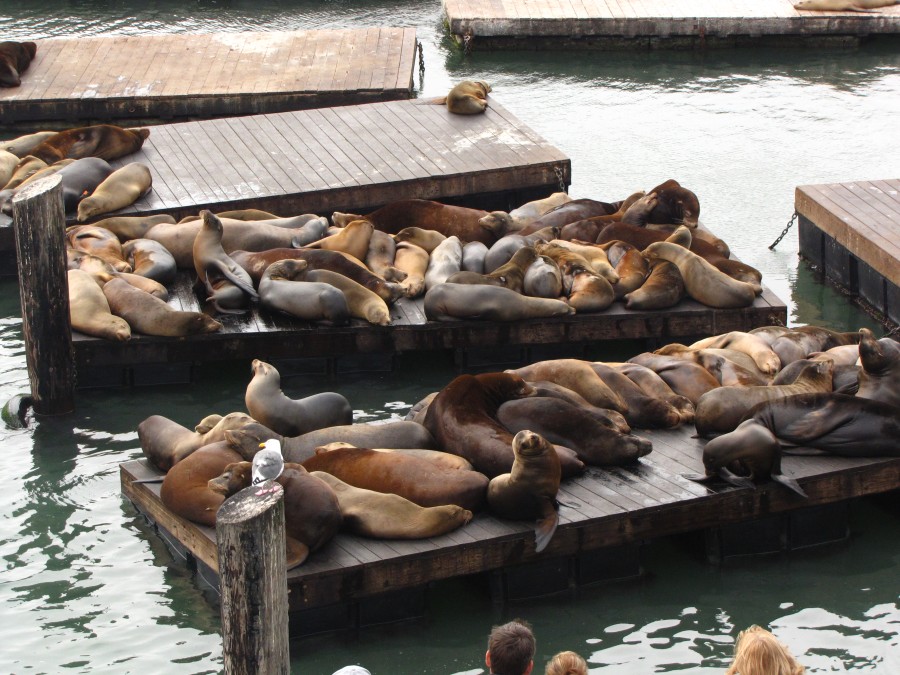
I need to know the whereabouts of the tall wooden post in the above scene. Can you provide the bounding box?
[11,174,75,415]
[216,481,290,675]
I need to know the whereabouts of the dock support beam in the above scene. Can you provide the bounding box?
[12,174,75,416]
[216,481,290,675]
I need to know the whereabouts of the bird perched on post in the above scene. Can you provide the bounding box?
[252,439,284,485]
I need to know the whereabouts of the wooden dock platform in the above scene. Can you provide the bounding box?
[442,0,900,49]
[0,28,418,130]
[0,98,571,275]
[72,276,786,387]
[795,179,900,326]
[120,427,900,635]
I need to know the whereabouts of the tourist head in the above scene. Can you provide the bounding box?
[545,650,588,675]
[486,618,536,675]
[725,625,804,675]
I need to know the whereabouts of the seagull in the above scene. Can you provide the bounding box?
[252,438,284,485]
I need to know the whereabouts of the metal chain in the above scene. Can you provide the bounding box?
[554,166,567,193]
[417,40,425,75]
[768,212,797,250]
[463,31,473,56]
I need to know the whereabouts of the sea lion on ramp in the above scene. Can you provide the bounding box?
[87,214,176,241]
[689,331,782,376]
[67,269,131,341]
[244,359,352,437]
[365,228,406,282]
[311,471,473,539]
[103,277,223,337]
[523,255,563,298]
[511,359,627,412]
[302,268,391,325]
[0,149,19,187]
[258,259,351,325]
[487,430,561,553]
[193,210,259,313]
[77,162,152,222]
[0,131,57,158]
[303,219,373,262]
[67,224,132,272]
[393,227,447,253]
[479,192,573,234]
[424,283,573,322]
[624,259,684,310]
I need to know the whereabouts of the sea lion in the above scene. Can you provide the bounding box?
[479,192,574,234]
[424,283,573,322]
[590,362,683,428]
[393,226,447,253]
[193,210,259,313]
[809,344,860,367]
[257,259,351,325]
[302,268,391,325]
[526,381,631,433]
[121,238,177,285]
[303,219,373,262]
[612,362,695,423]
[138,412,256,472]
[567,269,615,312]
[770,326,861,367]
[487,430,561,553]
[29,125,150,165]
[425,236,464,290]
[447,246,538,294]
[159,442,244,527]
[556,192,648,242]
[0,131,57,158]
[66,224,132,272]
[523,255,563,298]
[518,198,620,235]
[624,260,684,310]
[67,268,131,341]
[334,199,500,245]
[626,353,721,405]
[52,157,115,213]
[641,179,701,227]
[76,162,152,222]
[694,360,834,437]
[302,447,490,512]
[0,40,36,88]
[365,228,405,282]
[601,240,649,300]
[317,443,473,471]
[0,150,19,187]
[856,328,900,408]
[689,331,782,376]
[642,241,761,309]
[547,239,618,283]
[423,372,585,479]
[497,397,652,466]
[534,241,605,294]
[0,159,77,213]
[654,348,769,388]
[244,359,352,437]
[683,420,806,497]
[208,460,343,567]
[445,80,492,114]
[393,241,429,298]
[102,277,223,337]
[794,0,899,11]
[66,249,167,298]
[226,420,437,462]
[2,155,48,191]
[86,214,176,241]
[511,360,627,412]
[311,471,473,539]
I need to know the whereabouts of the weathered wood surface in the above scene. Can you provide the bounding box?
[796,179,900,288]
[120,425,900,612]
[443,0,900,46]
[0,28,418,128]
[12,175,75,415]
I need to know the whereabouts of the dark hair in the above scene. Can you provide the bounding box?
[488,619,535,675]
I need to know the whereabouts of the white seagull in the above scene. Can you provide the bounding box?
[252,438,284,485]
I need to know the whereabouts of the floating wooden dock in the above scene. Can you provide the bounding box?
[796,179,899,326]
[442,0,900,49]
[72,275,786,387]
[0,28,418,130]
[120,427,900,635]
[0,98,571,274]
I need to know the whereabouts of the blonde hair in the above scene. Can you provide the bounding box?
[545,650,588,675]
[725,625,805,675]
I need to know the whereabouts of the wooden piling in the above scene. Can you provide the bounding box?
[216,481,290,675]
[11,174,75,415]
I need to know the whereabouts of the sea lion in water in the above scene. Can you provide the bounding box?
[67,268,131,341]
[257,259,351,325]
[311,471,473,539]
[76,162,152,222]
[487,430,561,553]
[193,210,259,313]
[102,277,223,337]
[244,359,352,437]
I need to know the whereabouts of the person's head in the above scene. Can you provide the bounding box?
[725,625,804,675]
[486,618,536,675]
[545,650,588,675]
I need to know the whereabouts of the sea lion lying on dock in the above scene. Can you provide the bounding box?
[0,41,36,87]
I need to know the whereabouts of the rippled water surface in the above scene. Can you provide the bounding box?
[0,2,898,673]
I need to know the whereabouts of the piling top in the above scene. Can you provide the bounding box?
[12,173,62,204]
[216,481,284,525]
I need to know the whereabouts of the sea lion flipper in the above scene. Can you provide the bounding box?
[717,467,757,490]
[207,259,259,299]
[771,473,808,499]
[779,401,850,441]
[534,499,559,553]
[285,536,310,570]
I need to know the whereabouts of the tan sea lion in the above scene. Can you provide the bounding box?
[689,331,782,375]
[121,238,177,285]
[77,162,152,222]
[0,149,22,187]
[424,283,573,322]
[138,412,256,472]
[244,359,352,437]
[193,210,259,313]
[548,239,618,283]
[478,192,573,233]
[66,224,132,272]
[160,443,244,527]
[567,269,615,312]
[0,131,57,158]
[487,430,561,553]
[102,277,223,337]
[311,471,473,539]
[30,125,150,165]
[365,228,405,282]
[624,259,684,310]
[393,241,429,298]
[511,360,627,412]
[0,40,36,88]
[770,325,861,367]
[3,155,48,191]
[67,269,131,341]
[445,80,492,114]
[258,259,351,325]
[302,268,391,325]
[392,226,447,253]
[303,219,373,262]
[85,214,176,241]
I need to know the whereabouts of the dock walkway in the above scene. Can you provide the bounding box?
[121,426,900,635]
[0,28,418,129]
[442,0,900,49]
[795,179,900,326]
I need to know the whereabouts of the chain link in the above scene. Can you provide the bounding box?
[463,31,473,56]
[416,40,425,75]
[554,166,567,193]
[768,212,797,250]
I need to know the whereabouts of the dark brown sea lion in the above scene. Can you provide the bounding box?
[642,179,700,227]
[526,380,631,433]
[423,372,585,479]
[0,40,36,87]
[424,283,573,322]
[138,412,256,472]
[487,430,561,553]
[311,471,473,539]
[333,199,501,245]
[244,359,351,437]
[856,328,900,409]
[612,362,695,423]
[29,125,150,165]
[301,447,489,512]
[497,397,652,466]
[518,198,620,235]
[626,353,721,405]
[160,442,244,527]
[556,191,648,241]
[102,277,223,337]
[589,363,683,428]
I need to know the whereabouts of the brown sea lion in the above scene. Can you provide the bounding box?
[487,430,561,553]
[301,447,489,512]
[317,443,474,472]
[601,240,650,300]
[423,372,585,479]
[193,210,259,313]
[365,228,405,282]
[0,131,57,158]
[689,331,782,376]
[590,362,683,428]
[526,381,631,433]
[67,268,131,341]
[424,283,573,322]
[3,155,48,191]
[0,41,36,88]
[244,359,352,437]
[479,192,573,233]
[67,224,132,272]
[511,360,627,412]
[29,125,150,165]
[547,239,618,283]
[103,277,223,337]
[160,442,244,527]
[770,326,861,367]
[556,191,648,241]
[76,162,152,222]
[518,198,620,235]
[624,259,684,310]
[393,226,447,253]
[138,412,256,472]
[121,238,177,285]
[497,397,652,466]
[612,362,696,423]
[303,219,373,262]
[642,179,700,227]
[445,80,492,114]
[856,328,900,409]
[311,471,472,539]
[626,353,721,405]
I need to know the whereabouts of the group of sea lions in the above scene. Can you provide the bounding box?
[0,124,152,221]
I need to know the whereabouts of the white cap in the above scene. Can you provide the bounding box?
[332,667,371,675]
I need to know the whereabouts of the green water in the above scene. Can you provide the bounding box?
[0,2,898,673]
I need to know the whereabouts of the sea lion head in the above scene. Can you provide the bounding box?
[512,429,551,459]
[208,461,252,497]
[224,422,282,460]
[183,313,224,335]
[702,419,779,476]
[200,209,224,234]
[477,372,535,404]
[264,258,308,282]
[478,211,513,236]
[859,327,900,375]
[648,179,700,227]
